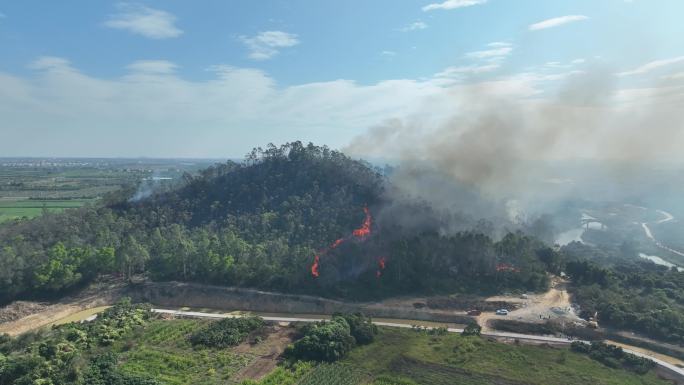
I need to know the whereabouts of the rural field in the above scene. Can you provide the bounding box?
[335,328,669,385]
[0,158,216,223]
[0,198,94,223]
[107,317,671,385]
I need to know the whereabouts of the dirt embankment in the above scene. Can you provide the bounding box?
[0,280,475,336]
[0,278,581,337]
[127,281,475,325]
[0,279,126,336]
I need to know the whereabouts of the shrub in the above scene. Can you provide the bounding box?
[286,318,356,362]
[189,316,264,348]
[461,323,481,337]
[571,341,655,374]
[333,313,378,345]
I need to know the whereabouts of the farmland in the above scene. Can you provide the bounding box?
[116,319,254,385]
[337,327,669,385]
[0,198,94,223]
[0,299,672,385]
[117,321,670,384]
[0,157,218,223]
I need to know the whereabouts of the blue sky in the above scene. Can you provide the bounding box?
[1,0,683,158]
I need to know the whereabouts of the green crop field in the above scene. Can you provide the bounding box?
[0,198,94,223]
[113,319,254,385]
[242,326,669,385]
[339,328,669,385]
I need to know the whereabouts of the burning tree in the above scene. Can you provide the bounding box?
[310,206,387,279]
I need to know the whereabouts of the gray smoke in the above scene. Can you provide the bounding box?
[128,172,173,202]
[345,68,684,236]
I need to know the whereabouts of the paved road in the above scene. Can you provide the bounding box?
[152,308,684,378]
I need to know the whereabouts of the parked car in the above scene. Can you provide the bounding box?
[495,309,509,316]
[467,309,482,316]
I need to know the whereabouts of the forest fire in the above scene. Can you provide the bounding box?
[311,206,380,278]
[376,256,386,278]
[496,263,520,273]
[311,255,320,277]
[352,206,372,238]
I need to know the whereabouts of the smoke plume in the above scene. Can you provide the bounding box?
[345,68,684,229]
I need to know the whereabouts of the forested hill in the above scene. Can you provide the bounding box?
[121,142,384,248]
[0,142,551,304]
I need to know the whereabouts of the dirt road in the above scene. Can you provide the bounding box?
[477,278,580,331]
[0,279,124,336]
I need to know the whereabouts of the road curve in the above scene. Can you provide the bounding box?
[152,308,684,378]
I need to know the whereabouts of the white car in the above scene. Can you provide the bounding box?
[495,309,509,316]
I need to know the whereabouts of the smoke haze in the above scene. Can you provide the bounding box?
[345,68,684,234]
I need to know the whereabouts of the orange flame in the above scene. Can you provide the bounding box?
[376,256,386,278]
[311,206,373,278]
[352,207,372,238]
[496,263,520,273]
[311,255,320,278]
[331,238,345,249]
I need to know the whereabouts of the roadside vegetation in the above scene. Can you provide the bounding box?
[285,313,377,362]
[0,305,669,384]
[245,326,668,385]
[570,341,655,374]
[0,298,155,385]
[189,316,264,348]
[563,242,684,343]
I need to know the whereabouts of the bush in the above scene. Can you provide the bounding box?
[84,353,162,385]
[461,323,481,337]
[189,316,264,348]
[571,341,655,374]
[333,313,378,345]
[286,318,356,362]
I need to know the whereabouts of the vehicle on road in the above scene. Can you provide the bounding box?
[496,309,509,316]
[467,309,482,316]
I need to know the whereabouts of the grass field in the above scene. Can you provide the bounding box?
[339,327,670,385]
[0,198,94,223]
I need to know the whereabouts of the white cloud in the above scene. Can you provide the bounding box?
[662,72,684,80]
[104,3,182,39]
[28,56,72,71]
[381,50,397,56]
[422,0,487,12]
[434,64,501,79]
[529,15,589,31]
[617,56,684,76]
[466,46,513,59]
[487,42,511,48]
[1,56,566,157]
[400,21,428,32]
[4,56,680,159]
[240,31,299,60]
[126,60,178,74]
